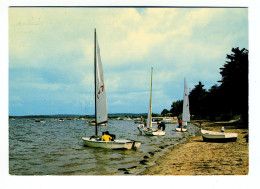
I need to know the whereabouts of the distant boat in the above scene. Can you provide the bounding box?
[176,78,190,132]
[162,117,177,124]
[58,118,64,122]
[35,119,45,123]
[138,67,165,136]
[201,129,238,142]
[82,29,141,149]
[151,117,163,124]
[151,117,177,124]
[134,118,144,124]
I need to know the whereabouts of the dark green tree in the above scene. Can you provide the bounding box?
[152,113,161,117]
[161,109,170,116]
[218,47,248,123]
[170,100,183,117]
[163,47,248,124]
[189,81,208,119]
[204,84,222,120]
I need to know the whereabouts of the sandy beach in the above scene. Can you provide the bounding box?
[142,120,249,175]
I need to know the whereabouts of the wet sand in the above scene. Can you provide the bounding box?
[142,120,249,175]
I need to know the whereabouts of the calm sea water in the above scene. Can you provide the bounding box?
[9,118,200,175]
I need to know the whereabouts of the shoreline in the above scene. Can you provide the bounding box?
[140,120,249,175]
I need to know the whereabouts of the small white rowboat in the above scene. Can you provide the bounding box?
[142,128,165,136]
[201,129,238,142]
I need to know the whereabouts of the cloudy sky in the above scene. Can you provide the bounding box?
[9,7,248,116]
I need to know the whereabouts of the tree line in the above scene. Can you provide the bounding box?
[161,47,248,124]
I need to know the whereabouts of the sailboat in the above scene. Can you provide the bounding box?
[176,78,190,132]
[82,29,141,149]
[138,67,165,136]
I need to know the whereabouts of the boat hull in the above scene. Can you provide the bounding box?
[175,127,188,132]
[138,124,165,136]
[151,117,177,124]
[202,136,237,142]
[163,121,177,124]
[89,123,107,126]
[82,137,141,149]
[142,129,165,136]
[201,129,237,142]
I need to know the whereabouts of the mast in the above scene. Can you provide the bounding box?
[94,28,98,136]
[148,67,153,128]
[183,78,186,126]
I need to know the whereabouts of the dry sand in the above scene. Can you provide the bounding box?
[142,120,249,175]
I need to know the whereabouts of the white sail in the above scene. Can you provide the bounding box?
[182,78,190,123]
[147,67,153,128]
[82,29,141,150]
[95,39,108,124]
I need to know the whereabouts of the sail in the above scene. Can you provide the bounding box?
[147,67,153,128]
[95,38,108,124]
[182,78,190,122]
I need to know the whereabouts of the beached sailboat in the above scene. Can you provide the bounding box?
[82,29,141,149]
[201,129,237,142]
[138,67,165,136]
[176,78,190,132]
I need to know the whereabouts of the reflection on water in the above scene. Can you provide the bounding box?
[9,118,200,175]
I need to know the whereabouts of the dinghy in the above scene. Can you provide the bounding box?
[176,78,190,132]
[138,67,165,136]
[82,29,141,150]
[201,129,238,142]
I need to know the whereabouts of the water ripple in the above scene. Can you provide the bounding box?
[9,118,200,175]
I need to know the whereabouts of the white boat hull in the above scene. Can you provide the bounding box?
[143,129,165,136]
[82,137,141,149]
[175,127,188,132]
[162,118,178,124]
[201,129,237,142]
[151,117,177,124]
[89,122,107,126]
[138,124,165,136]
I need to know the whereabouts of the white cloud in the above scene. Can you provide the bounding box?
[110,99,125,106]
[9,7,248,115]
